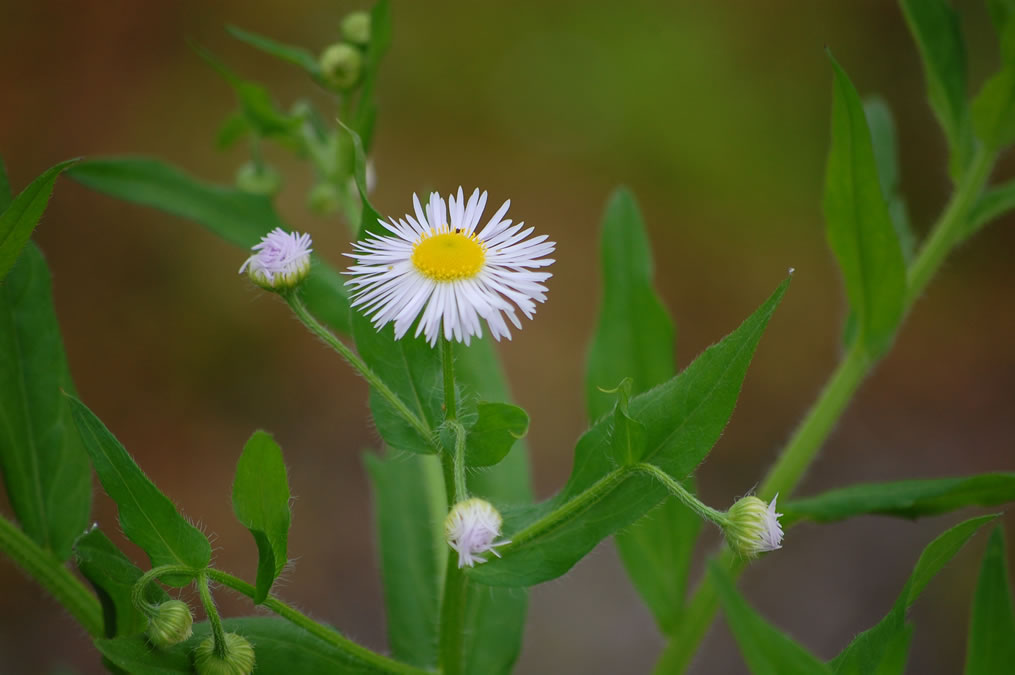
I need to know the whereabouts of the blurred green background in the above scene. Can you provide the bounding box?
[2,1,1013,673]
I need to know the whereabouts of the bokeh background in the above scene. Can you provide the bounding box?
[2,1,1013,673]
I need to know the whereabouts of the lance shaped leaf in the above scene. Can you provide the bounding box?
[0,243,91,561]
[782,473,1015,526]
[900,0,972,179]
[712,562,832,675]
[75,527,170,638]
[601,378,646,467]
[227,25,323,80]
[232,430,291,603]
[824,54,906,358]
[470,278,789,587]
[864,98,914,264]
[68,396,210,585]
[965,527,1015,674]
[972,64,1015,151]
[964,179,1015,241]
[830,515,997,674]
[0,159,78,281]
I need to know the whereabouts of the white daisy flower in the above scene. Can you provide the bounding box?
[445,498,511,568]
[723,493,784,558]
[239,227,313,290]
[345,188,555,346]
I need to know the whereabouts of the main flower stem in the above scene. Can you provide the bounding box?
[207,569,431,675]
[0,516,103,637]
[653,146,998,674]
[438,335,467,675]
[197,572,228,658]
[285,291,434,447]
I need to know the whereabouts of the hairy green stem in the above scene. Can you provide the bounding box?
[207,569,431,675]
[653,144,999,675]
[636,463,730,528]
[0,516,103,637]
[285,291,434,448]
[131,564,195,615]
[197,572,228,658]
[438,335,467,675]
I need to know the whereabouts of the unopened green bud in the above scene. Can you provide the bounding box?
[723,494,783,559]
[308,182,341,214]
[193,632,256,675]
[235,162,281,196]
[146,600,193,649]
[341,11,372,45]
[319,43,362,89]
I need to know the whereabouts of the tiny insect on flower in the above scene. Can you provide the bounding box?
[345,188,555,346]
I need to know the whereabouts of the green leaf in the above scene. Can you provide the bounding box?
[900,0,971,178]
[864,97,915,264]
[470,278,789,587]
[366,451,445,668]
[74,527,169,638]
[96,616,378,674]
[782,473,1015,526]
[972,64,1015,151]
[615,493,701,635]
[712,562,832,675]
[830,515,996,674]
[603,379,647,466]
[964,179,1015,240]
[0,243,91,561]
[824,53,906,357]
[232,430,291,603]
[227,25,323,79]
[67,396,210,584]
[988,0,1015,64]
[466,403,529,468]
[0,155,12,212]
[585,188,675,421]
[965,527,1015,674]
[0,159,78,281]
[192,44,300,139]
[354,0,393,150]
[69,156,350,335]
[216,112,250,150]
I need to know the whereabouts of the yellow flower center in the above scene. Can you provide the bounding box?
[411,226,486,281]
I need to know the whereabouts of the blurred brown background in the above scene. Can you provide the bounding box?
[1,1,1013,673]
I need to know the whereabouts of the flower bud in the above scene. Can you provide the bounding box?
[193,632,256,675]
[341,11,372,46]
[308,182,341,214]
[235,162,281,196]
[445,498,510,567]
[723,494,783,558]
[239,227,313,291]
[319,43,362,89]
[146,600,193,649]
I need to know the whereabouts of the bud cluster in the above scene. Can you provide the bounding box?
[319,11,373,90]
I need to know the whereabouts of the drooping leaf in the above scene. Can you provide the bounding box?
[227,25,323,80]
[0,159,78,281]
[466,403,529,468]
[585,187,674,421]
[470,278,789,587]
[68,396,210,585]
[964,179,1015,240]
[366,451,445,669]
[900,0,972,179]
[782,473,1015,526]
[615,493,701,635]
[712,562,832,675]
[830,515,996,674]
[75,527,169,638]
[824,54,906,357]
[0,155,12,212]
[972,64,1015,151]
[964,527,1015,674]
[0,243,91,561]
[232,430,291,603]
[863,97,915,263]
[96,616,377,674]
[68,156,350,334]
